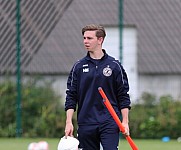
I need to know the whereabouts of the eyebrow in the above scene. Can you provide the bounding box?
[83,36,93,39]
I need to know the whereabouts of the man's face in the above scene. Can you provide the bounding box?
[83,31,103,52]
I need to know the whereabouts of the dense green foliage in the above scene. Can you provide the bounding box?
[0,78,67,138]
[1,79,181,139]
[129,92,181,139]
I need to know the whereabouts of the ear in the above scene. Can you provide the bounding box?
[98,37,104,45]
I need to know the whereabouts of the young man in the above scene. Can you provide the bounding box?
[64,24,131,150]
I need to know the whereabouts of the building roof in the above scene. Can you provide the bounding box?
[24,0,119,74]
[124,0,181,74]
[0,0,74,75]
[1,0,181,75]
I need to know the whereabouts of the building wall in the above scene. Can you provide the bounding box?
[139,74,181,100]
[50,75,68,103]
[123,27,138,102]
[103,27,120,60]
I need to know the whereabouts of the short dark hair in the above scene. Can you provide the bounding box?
[82,24,106,39]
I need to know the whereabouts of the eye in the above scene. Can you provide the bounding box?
[83,37,93,40]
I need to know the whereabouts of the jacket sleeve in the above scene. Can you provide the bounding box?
[65,64,78,111]
[116,62,131,110]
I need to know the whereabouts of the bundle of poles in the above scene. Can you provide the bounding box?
[98,87,139,150]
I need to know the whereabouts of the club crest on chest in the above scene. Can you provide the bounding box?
[103,65,112,77]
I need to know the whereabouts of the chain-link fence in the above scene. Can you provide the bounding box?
[1,0,181,139]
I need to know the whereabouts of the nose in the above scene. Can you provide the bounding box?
[84,38,88,44]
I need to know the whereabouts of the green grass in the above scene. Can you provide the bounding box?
[119,139,181,150]
[0,138,59,150]
[0,138,180,150]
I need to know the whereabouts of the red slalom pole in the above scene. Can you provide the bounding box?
[98,87,138,150]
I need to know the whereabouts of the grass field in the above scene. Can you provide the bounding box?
[0,138,180,150]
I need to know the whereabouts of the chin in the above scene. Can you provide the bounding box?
[88,50,94,53]
[85,48,91,51]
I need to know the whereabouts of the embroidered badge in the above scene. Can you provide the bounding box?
[83,64,88,67]
[83,68,89,73]
[103,66,112,77]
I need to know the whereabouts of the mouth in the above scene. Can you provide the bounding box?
[85,45,90,49]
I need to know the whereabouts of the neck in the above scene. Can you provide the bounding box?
[89,49,104,59]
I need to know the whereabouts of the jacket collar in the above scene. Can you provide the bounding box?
[85,49,108,61]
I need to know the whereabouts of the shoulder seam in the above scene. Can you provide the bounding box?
[71,61,80,86]
[113,60,124,84]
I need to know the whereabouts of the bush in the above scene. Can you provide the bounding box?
[2,79,181,139]
[0,80,17,137]
[129,93,181,139]
[0,78,67,138]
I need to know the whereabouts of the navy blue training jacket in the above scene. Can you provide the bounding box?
[65,50,131,125]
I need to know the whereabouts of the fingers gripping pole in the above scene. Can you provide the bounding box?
[98,87,138,150]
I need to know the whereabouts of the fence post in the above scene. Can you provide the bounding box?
[16,0,22,137]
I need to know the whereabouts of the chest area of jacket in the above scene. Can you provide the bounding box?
[77,63,114,82]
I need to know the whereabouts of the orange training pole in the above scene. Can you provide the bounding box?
[98,87,138,150]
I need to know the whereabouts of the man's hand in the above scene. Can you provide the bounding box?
[65,121,74,138]
[121,108,130,136]
[65,109,74,138]
[122,122,130,136]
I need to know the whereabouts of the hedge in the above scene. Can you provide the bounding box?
[129,92,181,139]
[1,79,181,139]
[0,78,67,138]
